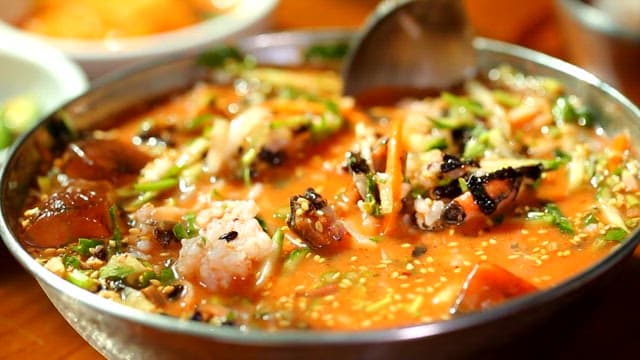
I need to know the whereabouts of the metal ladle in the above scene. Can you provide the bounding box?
[342,0,477,99]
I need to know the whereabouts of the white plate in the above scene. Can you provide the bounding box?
[0,22,88,161]
[0,0,279,78]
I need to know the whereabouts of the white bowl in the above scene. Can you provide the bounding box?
[0,0,278,79]
[0,22,88,161]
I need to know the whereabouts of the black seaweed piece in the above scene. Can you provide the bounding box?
[258,149,286,166]
[411,244,428,258]
[442,201,466,224]
[441,154,466,173]
[345,151,371,174]
[154,227,178,247]
[301,188,327,211]
[219,231,239,242]
[433,180,463,200]
[166,284,185,301]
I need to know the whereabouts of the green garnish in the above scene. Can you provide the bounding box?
[602,227,627,242]
[310,100,343,141]
[109,205,122,253]
[282,248,309,273]
[63,255,81,269]
[304,42,350,61]
[441,92,489,117]
[173,212,199,240]
[197,46,243,68]
[526,203,575,235]
[552,97,594,127]
[66,269,100,292]
[73,238,104,256]
[134,178,179,192]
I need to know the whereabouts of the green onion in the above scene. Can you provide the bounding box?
[432,116,475,129]
[602,227,627,242]
[197,46,243,68]
[172,212,199,240]
[492,89,521,107]
[241,147,257,185]
[552,97,594,127]
[365,295,392,312]
[304,42,350,61]
[134,178,179,192]
[527,203,575,235]
[109,205,122,253]
[63,255,81,269]
[73,238,104,256]
[458,178,469,193]
[66,269,100,292]
[441,92,489,117]
[187,113,214,130]
[310,100,343,141]
[159,267,176,285]
[283,248,310,273]
[255,227,285,287]
[423,135,448,151]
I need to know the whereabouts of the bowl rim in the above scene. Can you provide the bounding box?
[556,0,640,42]
[2,31,640,346]
[1,0,278,61]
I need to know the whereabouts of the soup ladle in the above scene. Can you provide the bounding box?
[342,0,477,99]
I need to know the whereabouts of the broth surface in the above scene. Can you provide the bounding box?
[20,54,640,330]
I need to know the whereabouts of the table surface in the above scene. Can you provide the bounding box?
[2,1,639,359]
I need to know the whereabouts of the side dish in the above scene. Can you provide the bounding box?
[19,47,640,331]
[14,0,238,39]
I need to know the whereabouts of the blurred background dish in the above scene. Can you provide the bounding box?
[555,0,640,103]
[0,22,88,161]
[0,0,278,79]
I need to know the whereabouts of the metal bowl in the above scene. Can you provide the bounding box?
[2,30,640,360]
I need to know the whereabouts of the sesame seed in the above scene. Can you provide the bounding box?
[448,242,459,247]
[508,254,520,260]
[489,238,497,245]
[400,243,411,248]
[350,256,358,262]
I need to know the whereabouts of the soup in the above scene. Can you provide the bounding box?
[15,0,238,40]
[18,47,640,331]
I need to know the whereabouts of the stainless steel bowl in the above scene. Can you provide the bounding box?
[2,30,640,360]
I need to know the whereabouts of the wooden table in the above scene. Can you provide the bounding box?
[2,1,639,359]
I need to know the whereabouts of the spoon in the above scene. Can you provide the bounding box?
[342,0,477,99]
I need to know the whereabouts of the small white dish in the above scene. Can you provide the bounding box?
[0,22,88,161]
[0,0,278,79]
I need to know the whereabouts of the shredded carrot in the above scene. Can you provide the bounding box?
[608,132,631,171]
[343,107,372,125]
[263,98,327,114]
[383,115,404,235]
